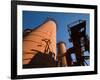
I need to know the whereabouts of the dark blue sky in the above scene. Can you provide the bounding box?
[23,11,90,49]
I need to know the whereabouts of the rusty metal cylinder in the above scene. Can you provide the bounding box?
[57,42,67,67]
[23,19,57,65]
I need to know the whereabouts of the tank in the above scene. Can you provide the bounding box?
[23,19,57,68]
[57,42,67,67]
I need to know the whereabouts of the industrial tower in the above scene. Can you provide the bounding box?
[23,19,57,68]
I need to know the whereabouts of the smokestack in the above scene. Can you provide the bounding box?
[57,42,67,67]
[23,19,57,65]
